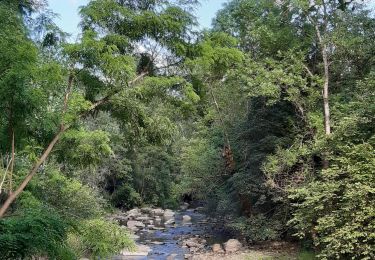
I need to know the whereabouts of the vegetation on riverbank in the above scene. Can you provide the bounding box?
[0,0,374,259]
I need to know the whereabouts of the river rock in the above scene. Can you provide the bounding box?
[120,244,151,256]
[212,243,224,253]
[223,239,242,253]
[182,215,192,222]
[151,241,165,245]
[136,216,151,221]
[167,253,178,260]
[163,209,175,220]
[155,216,162,225]
[165,218,175,225]
[127,220,145,231]
[151,226,165,230]
[129,234,140,240]
[151,208,165,216]
[183,237,206,251]
[127,208,141,219]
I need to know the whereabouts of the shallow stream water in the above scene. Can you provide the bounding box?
[112,209,229,260]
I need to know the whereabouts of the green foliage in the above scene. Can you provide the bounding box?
[1,0,374,259]
[213,0,309,56]
[0,208,74,259]
[72,219,134,258]
[28,170,105,219]
[111,184,142,210]
[0,2,38,152]
[289,117,375,259]
[59,129,112,167]
[227,215,282,242]
[180,134,223,197]
[186,32,244,78]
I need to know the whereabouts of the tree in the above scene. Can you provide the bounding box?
[0,0,198,217]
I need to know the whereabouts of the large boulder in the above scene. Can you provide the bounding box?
[223,239,242,253]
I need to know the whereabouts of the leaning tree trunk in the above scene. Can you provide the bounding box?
[0,72,147,218]
[0,128,65,217]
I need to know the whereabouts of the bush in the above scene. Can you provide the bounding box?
[289,121,375,259]
[30,170,105,219]
[0,208,74,259]
[227,215,282,242]
[111,184,142,209]
[74,219,134,258]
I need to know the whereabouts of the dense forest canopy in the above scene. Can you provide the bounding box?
[0,0,374,259]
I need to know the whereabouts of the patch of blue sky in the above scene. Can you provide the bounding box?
[47,0,228,38]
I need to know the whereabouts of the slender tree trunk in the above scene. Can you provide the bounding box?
[313,21,331,169]
[321,44,331,136]
[9,128,15,193]
[0,128,65,217]
[315,24,331,136]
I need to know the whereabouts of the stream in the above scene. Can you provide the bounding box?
[112,207,230,260]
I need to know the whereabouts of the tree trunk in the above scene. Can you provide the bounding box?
[0,128,65,217]
[9,128,15,193]
[322,43,331,136]
[314,23,331,169]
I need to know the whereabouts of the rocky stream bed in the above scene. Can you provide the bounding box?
[109,204,247,260]
[107,204,299,260]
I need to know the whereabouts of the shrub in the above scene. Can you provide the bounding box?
[76,219,134,258]
[29,170,105,219]
[227,215,282,242]
[111,184,142,209]
[289,124,375,259]
[0,208,74,259]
